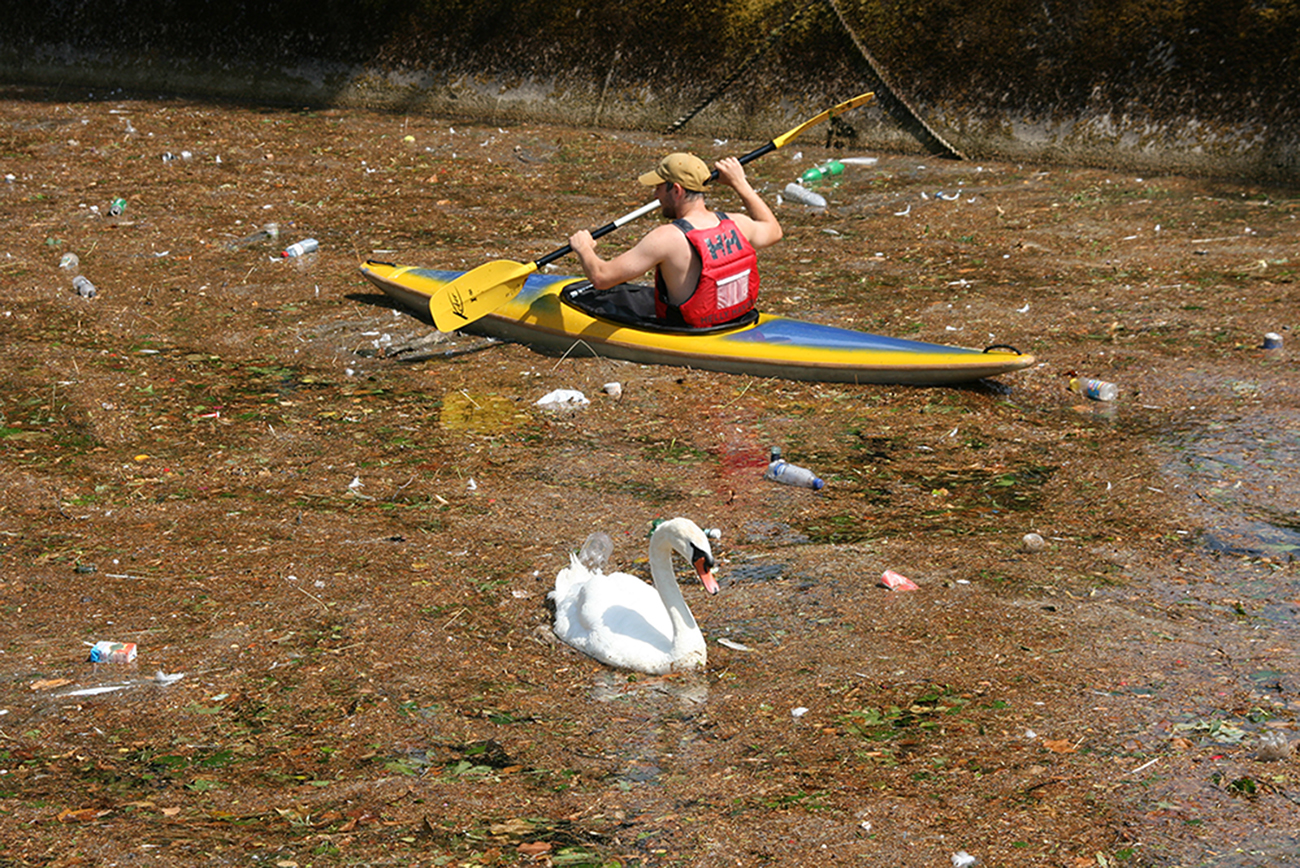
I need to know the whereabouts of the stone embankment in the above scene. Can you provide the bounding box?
[2,0,1297,179]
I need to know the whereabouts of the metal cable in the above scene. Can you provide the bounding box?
[820,0,965,159]
[665,2,818,134]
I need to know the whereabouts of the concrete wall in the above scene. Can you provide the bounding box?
[3,0,1298,180]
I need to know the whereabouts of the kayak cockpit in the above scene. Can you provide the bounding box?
[560,281,759,335]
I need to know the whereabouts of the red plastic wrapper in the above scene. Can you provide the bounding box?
[880,570,919,591]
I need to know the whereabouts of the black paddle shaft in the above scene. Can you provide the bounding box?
[534,141,778,270]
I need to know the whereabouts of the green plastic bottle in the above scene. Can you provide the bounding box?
[800,160,844,183]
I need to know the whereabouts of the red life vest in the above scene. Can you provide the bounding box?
[655,214,759,327]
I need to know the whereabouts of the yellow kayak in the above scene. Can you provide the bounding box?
[359,260,1036,385]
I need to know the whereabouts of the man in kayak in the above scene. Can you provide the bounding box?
[569,152,783,328]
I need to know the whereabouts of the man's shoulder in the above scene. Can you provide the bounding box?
[645,222,692,242]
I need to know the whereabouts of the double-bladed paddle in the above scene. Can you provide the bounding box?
[429,91,876,333]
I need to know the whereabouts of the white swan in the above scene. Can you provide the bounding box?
[549,517,719,674]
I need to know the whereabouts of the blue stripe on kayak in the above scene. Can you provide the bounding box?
[725,318,982,355]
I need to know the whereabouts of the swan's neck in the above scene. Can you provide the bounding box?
[648,534,701,654]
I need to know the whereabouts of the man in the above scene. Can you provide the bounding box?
[569,152,783,327]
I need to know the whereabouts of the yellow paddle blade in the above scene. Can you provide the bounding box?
[430,259,538,332]
[770,91,875,150]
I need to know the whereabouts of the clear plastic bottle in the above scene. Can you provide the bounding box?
[282,237,319,257]
[1069,377,1118,401]
[764,447,824,490]
[800,159,844,183]
[578,531,613,572]
[783,182,827,208]
[73,275,97,299]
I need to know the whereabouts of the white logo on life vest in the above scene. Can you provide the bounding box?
[715,269,750,308]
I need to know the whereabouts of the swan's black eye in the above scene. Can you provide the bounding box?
[689,544,714,570]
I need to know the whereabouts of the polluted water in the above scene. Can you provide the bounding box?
[3,92,1300,868]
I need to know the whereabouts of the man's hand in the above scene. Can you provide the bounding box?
[712,156,749,191]
[569,229,596,255]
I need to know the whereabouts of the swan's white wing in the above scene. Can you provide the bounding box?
[551,554,587,601]
[576,572,673,643]
[552,567,676,673]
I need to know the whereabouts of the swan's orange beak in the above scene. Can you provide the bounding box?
[694,556,720,595]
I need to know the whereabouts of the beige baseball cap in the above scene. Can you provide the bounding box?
[638,152,711,192]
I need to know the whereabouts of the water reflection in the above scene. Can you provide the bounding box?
[439,390,525,432]
[590,669,710,708]
[1157,410,1300,559]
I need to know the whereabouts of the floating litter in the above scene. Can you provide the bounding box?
[880,570,919,591]
[782,182,826,208]
[86,641,136,663]
[535,389,589,409]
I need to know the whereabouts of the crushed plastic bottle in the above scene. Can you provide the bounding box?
[1069,377,1118,401]
[281,237,319,258]
[800,159,844,183]
[1256,730,1294,761]
[578,531,613,573]
[764,447,824,490]
[782,182,827,208]
[73,275,97,299]
[1021,532,1047,552]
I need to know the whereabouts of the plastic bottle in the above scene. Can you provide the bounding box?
[1256,729,1294,761]
[59,252,79,271]
[73,275,97,299]
[578,531,613,572]
[800,159,844,183]
[782,182,827,208]
[764,447,824,490]
[282,238,319,258]
[1069,377,1118,401]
